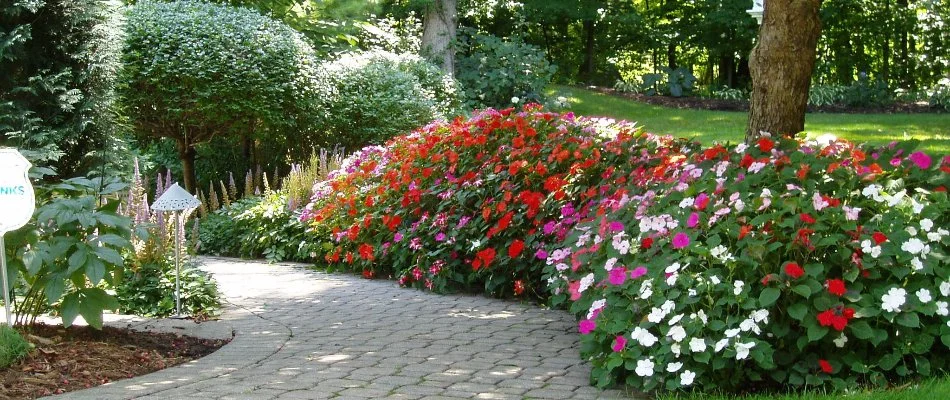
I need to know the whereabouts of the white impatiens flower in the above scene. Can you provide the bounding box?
[679,197,695,208]
[710,275,721,285]
[667,362,683,373]
[725,328,741,338]
[739,319,761,335]
[735,341,757,360]
[861,239,882,258]
[881,287,907,312]
[631,327,659,347]
[688,288,698,297]
[710,245,736,263]
[671,343,681,357]
[733,280,745,295]
[635,358,655,377]
[665,262,683,274]
[714,338,730,353]
[668,314,684,326]
[751,309,769,324]
[639,279,653,299]
[578,273,595,293]
[937,301,948,317]
[680,370,696,386]
[689,337,707,353]
[917,289,933,304]
[696,310,708,325]
[668,326,687,342]
[907,226,918,236]
[862,184,884,202]
[604,257,618,272]
[928,232,942,242]
[911,198,924,214]
[921,218,934,232]
[647,307,666,323]
[902,238,926,255]
[735,143,748,153]
[587,299,606,319]
[911,257,924,271]
[833,334,848,348]
[941,281,950,297]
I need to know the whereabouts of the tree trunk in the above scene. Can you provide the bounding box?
[746,0,822,140]
[421,0,457,79]
[176,138,197,194]
[579,19,596,83]
[667,43,677,70]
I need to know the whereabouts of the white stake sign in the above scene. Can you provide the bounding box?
[0,149,35,326]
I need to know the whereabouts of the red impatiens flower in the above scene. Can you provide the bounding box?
[819,359,833,374]
[817,306,855,331]
[508,239,525,258]
[513,280,525,296]
[826,279,847,296]
[358,243,375,261]
[784,262,805,279]
[472,247,497,270]
[799,213,816,224]
[757,137,775,153]
[872,232,888,245]
[641,237,654,250]
[739,225,753,240]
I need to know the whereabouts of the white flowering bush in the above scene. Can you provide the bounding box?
[545,136,950,392]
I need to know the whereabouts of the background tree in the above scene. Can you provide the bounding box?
[747,0,822,139]
[421,0,457,78]
[119,0,320,192]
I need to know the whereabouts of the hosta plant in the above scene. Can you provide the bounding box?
[546,136,949,391]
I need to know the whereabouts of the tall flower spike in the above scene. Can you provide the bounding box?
[220,180,231,207]
[244,170,254,198]
[164,169,172,193]
[155,172,165,197]
[263,172,271,193]
[228,172,238,200]
[209,182,220,211]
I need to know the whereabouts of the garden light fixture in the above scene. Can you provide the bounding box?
[748,0,764,25]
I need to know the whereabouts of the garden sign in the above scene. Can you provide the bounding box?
[0,148,35,325]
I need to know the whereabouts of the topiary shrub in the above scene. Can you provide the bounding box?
[455,30,556,109]
[312,50,462,151]
[546,136,949,392]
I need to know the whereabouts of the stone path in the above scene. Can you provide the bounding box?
[50,257,633,400]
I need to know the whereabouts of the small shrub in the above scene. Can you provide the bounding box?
[808,85,847,107]
[313,50,462,151]
[0,326,31,368]
[842,73,893,107]
[116,256,220,318]
[929,78,950,111]
[456,29,556,109]
[708,86,748,101]
[198,192,315,263]
[614,79,641,94]
[637,67,697,97]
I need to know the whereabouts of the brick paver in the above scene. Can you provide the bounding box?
[47,257,637,399]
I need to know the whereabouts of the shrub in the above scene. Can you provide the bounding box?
[300,106,699,297]
[198,192,315,263]
[456,30,556,109]
[842,73,893,107]
[929,78,950,111]
[0,326,31,368]
[707,86,748,101]
[614,79,641,94]
[546,136,949,391]
[808,85,847,107]
[313,50,462,151]
[638,67,697,97]
[116,257,220,319]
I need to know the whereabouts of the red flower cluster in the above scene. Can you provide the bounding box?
[784,262,805,279]
[817,306,855,331]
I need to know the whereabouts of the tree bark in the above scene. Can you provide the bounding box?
[421,0,457,79]
[176,138,197,194]
[579,19,596,83]
[746,0,822,140]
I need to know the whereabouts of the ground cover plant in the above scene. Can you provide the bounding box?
[302,104,948,394]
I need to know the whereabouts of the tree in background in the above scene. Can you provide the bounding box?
[119,0,320,193]
[747,0,822,139]
[421,0,457,78]
[0,0,125,177]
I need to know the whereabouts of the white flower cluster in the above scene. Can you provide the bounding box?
[638,214,678,234]
[710,245,736,264]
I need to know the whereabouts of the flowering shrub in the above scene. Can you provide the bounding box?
[546,136,950,391]
[301,105,699,297]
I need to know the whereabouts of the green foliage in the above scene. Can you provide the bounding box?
[928,79,950,111]
[841,73,894,107]
[3,177,132,329]
[116,257,220,319]
[312,50,461,151]
[705,86,748,101]
[613,79,642,94]
[282,148,345,212]
[455,29,556,109]
[0,0,127,177]
[198,192,314,263]
[809,85,848,107]
[639,67,698,97]
[0,326,32,369]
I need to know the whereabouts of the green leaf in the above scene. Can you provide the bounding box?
[60,293,80,328]
[807,323,829,341]
[791,284,812,299]
[85,258,105,285]
[67,246,88,274]
[787,303,809,321]
[942,334,950,348]
[849,321,874,340]
[759,287,781,307]
[44,276,65,305]
[878,352,901,370]
[93,246,124,267]
[895,312,920,328]
[804,263,823,277]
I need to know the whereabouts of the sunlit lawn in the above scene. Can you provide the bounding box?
[549,85,950,155]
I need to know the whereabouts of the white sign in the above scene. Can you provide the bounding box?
[0,149,35,233]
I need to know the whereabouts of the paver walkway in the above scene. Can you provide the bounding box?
[51,257,633,400]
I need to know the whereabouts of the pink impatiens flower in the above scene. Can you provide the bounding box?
[579,319,596,334]
[687,212,700,228]
[609,267,627,285]
[908,151,932,169]
[630,266,648,279]
[672,232,690,249]
[612,335,628,352]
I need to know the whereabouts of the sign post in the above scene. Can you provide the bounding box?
[0,149,36,326]
[150,183,200,317]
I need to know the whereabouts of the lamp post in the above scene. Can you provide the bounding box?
[150,183,200,317]
[747,0,764,25]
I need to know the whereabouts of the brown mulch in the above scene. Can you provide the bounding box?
[582,85,944,114]
[0,323,229,399]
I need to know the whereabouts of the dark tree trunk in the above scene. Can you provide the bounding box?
[882,0,891,82]
[421,0,457,79]
[667,43,677,70]
[579,19,596,83]
[747,0,822,140]
[719,54,736,87]
[176,138,197,194]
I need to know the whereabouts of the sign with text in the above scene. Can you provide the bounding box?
[0,149,35,233]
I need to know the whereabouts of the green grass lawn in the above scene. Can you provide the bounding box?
[656,376,950,400]
[549,85,950,155]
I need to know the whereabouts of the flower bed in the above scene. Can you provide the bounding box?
[300,105,698,297]
[302,105,949,392]
[546,136,950,391]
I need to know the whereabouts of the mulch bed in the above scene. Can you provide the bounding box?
[581,85,944,114]
[1,324,228,399]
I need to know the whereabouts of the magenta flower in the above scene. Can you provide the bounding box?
[890,157,902,167]
[612,335,627,352]
[393,232,404,242]
[672,232,690,249]
[908,151,932,169]
[609,268,627,285]
[630,266,648,279]
[579,319,596,334]
[609,221,625,232]
[543,221,557,235]
[687,212,700,228]
[435,232,446,242]
[535,249,548,260]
